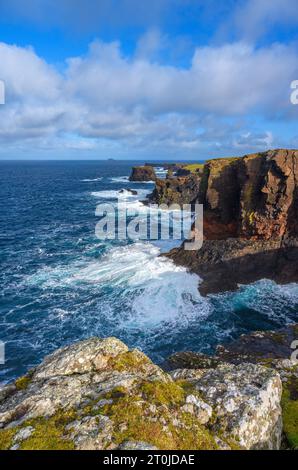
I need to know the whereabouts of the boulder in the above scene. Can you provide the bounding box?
[183,363,283,449]
[119,188,138,195]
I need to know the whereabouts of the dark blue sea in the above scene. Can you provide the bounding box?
[1,160,298,384]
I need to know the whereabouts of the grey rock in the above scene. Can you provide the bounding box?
[118,441,158,450]
[194,363,283,449]
[13,426,35,443]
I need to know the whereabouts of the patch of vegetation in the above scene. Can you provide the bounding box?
[15,374,32,391]
[183,163,204,173]
[248,211,255,226]
[108,350,151,372]
[206,157,240,176]
[0,409,77,451]
[0,428,16,450]
[281,377,298,449]
[139,380,185,406]
[101,381,218,450]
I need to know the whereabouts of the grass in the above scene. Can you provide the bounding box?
[183,163,204,173]
[100,381,218,450]
[281,377,298,449]
[0,410,77,451]
[108,350,152,372]
[15,374,32,391]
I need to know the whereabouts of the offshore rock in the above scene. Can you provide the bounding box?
[148,174,201,207]
[129,165,156,182]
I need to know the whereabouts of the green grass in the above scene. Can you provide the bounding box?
[183,163,204,173]
[281,377,298,449]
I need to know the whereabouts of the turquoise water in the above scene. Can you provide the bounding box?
[0,160,298,384]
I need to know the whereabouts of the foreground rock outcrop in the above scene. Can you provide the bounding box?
[0,336,288,450]
[164,324,298,450]
[166,149,298,294]
[129,165,156,182]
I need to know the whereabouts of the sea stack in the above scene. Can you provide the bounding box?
[129,165,156,182]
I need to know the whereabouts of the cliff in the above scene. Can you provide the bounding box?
[166,149,298,294]
[2,333,296,451]
[129,165,156,182]
[148,174,201,206]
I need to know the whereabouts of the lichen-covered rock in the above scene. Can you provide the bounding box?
[182,395,213,425]
[193,363,282,449]
[215,325,298,450]
[0,336,288,451]
[129,166,156,182]
[118,441,158,450]
[0,337,220,451]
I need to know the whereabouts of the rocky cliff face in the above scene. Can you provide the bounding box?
[0,335,290,451]
[166,149,298,294]
[148,174,201,207]
[129,165,156,182]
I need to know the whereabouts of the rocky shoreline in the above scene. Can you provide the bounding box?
[0,326,297,450]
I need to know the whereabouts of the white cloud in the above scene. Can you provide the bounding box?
[0,39,297,156]
[232,0,298,41]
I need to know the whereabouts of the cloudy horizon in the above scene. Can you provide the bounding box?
[0,0,297,160]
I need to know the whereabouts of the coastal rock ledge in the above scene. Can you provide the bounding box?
[0,337,284,450]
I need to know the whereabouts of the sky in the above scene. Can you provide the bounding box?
[0,0,297,160]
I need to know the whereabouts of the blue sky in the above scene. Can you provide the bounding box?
[0,0,297,160]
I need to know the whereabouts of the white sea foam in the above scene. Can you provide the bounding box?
[91,188,150,201]
[26,242,210,328]
[155,167,167,178]
[81,178,103,182]
[109,176,130,183]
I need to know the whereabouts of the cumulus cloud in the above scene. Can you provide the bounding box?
[0,38,297,156]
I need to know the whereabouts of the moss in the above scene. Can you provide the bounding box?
[0,409,77,451]
[0,428,16,450]
[108,351,151,372]
[101,383,218,450]
[15,374,32,391]
[20,415,75,450]
[281,377,298,449]
[139,381,185,406]
[248,211,255,225]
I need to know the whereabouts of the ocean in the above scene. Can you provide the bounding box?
[1,160,298,384]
